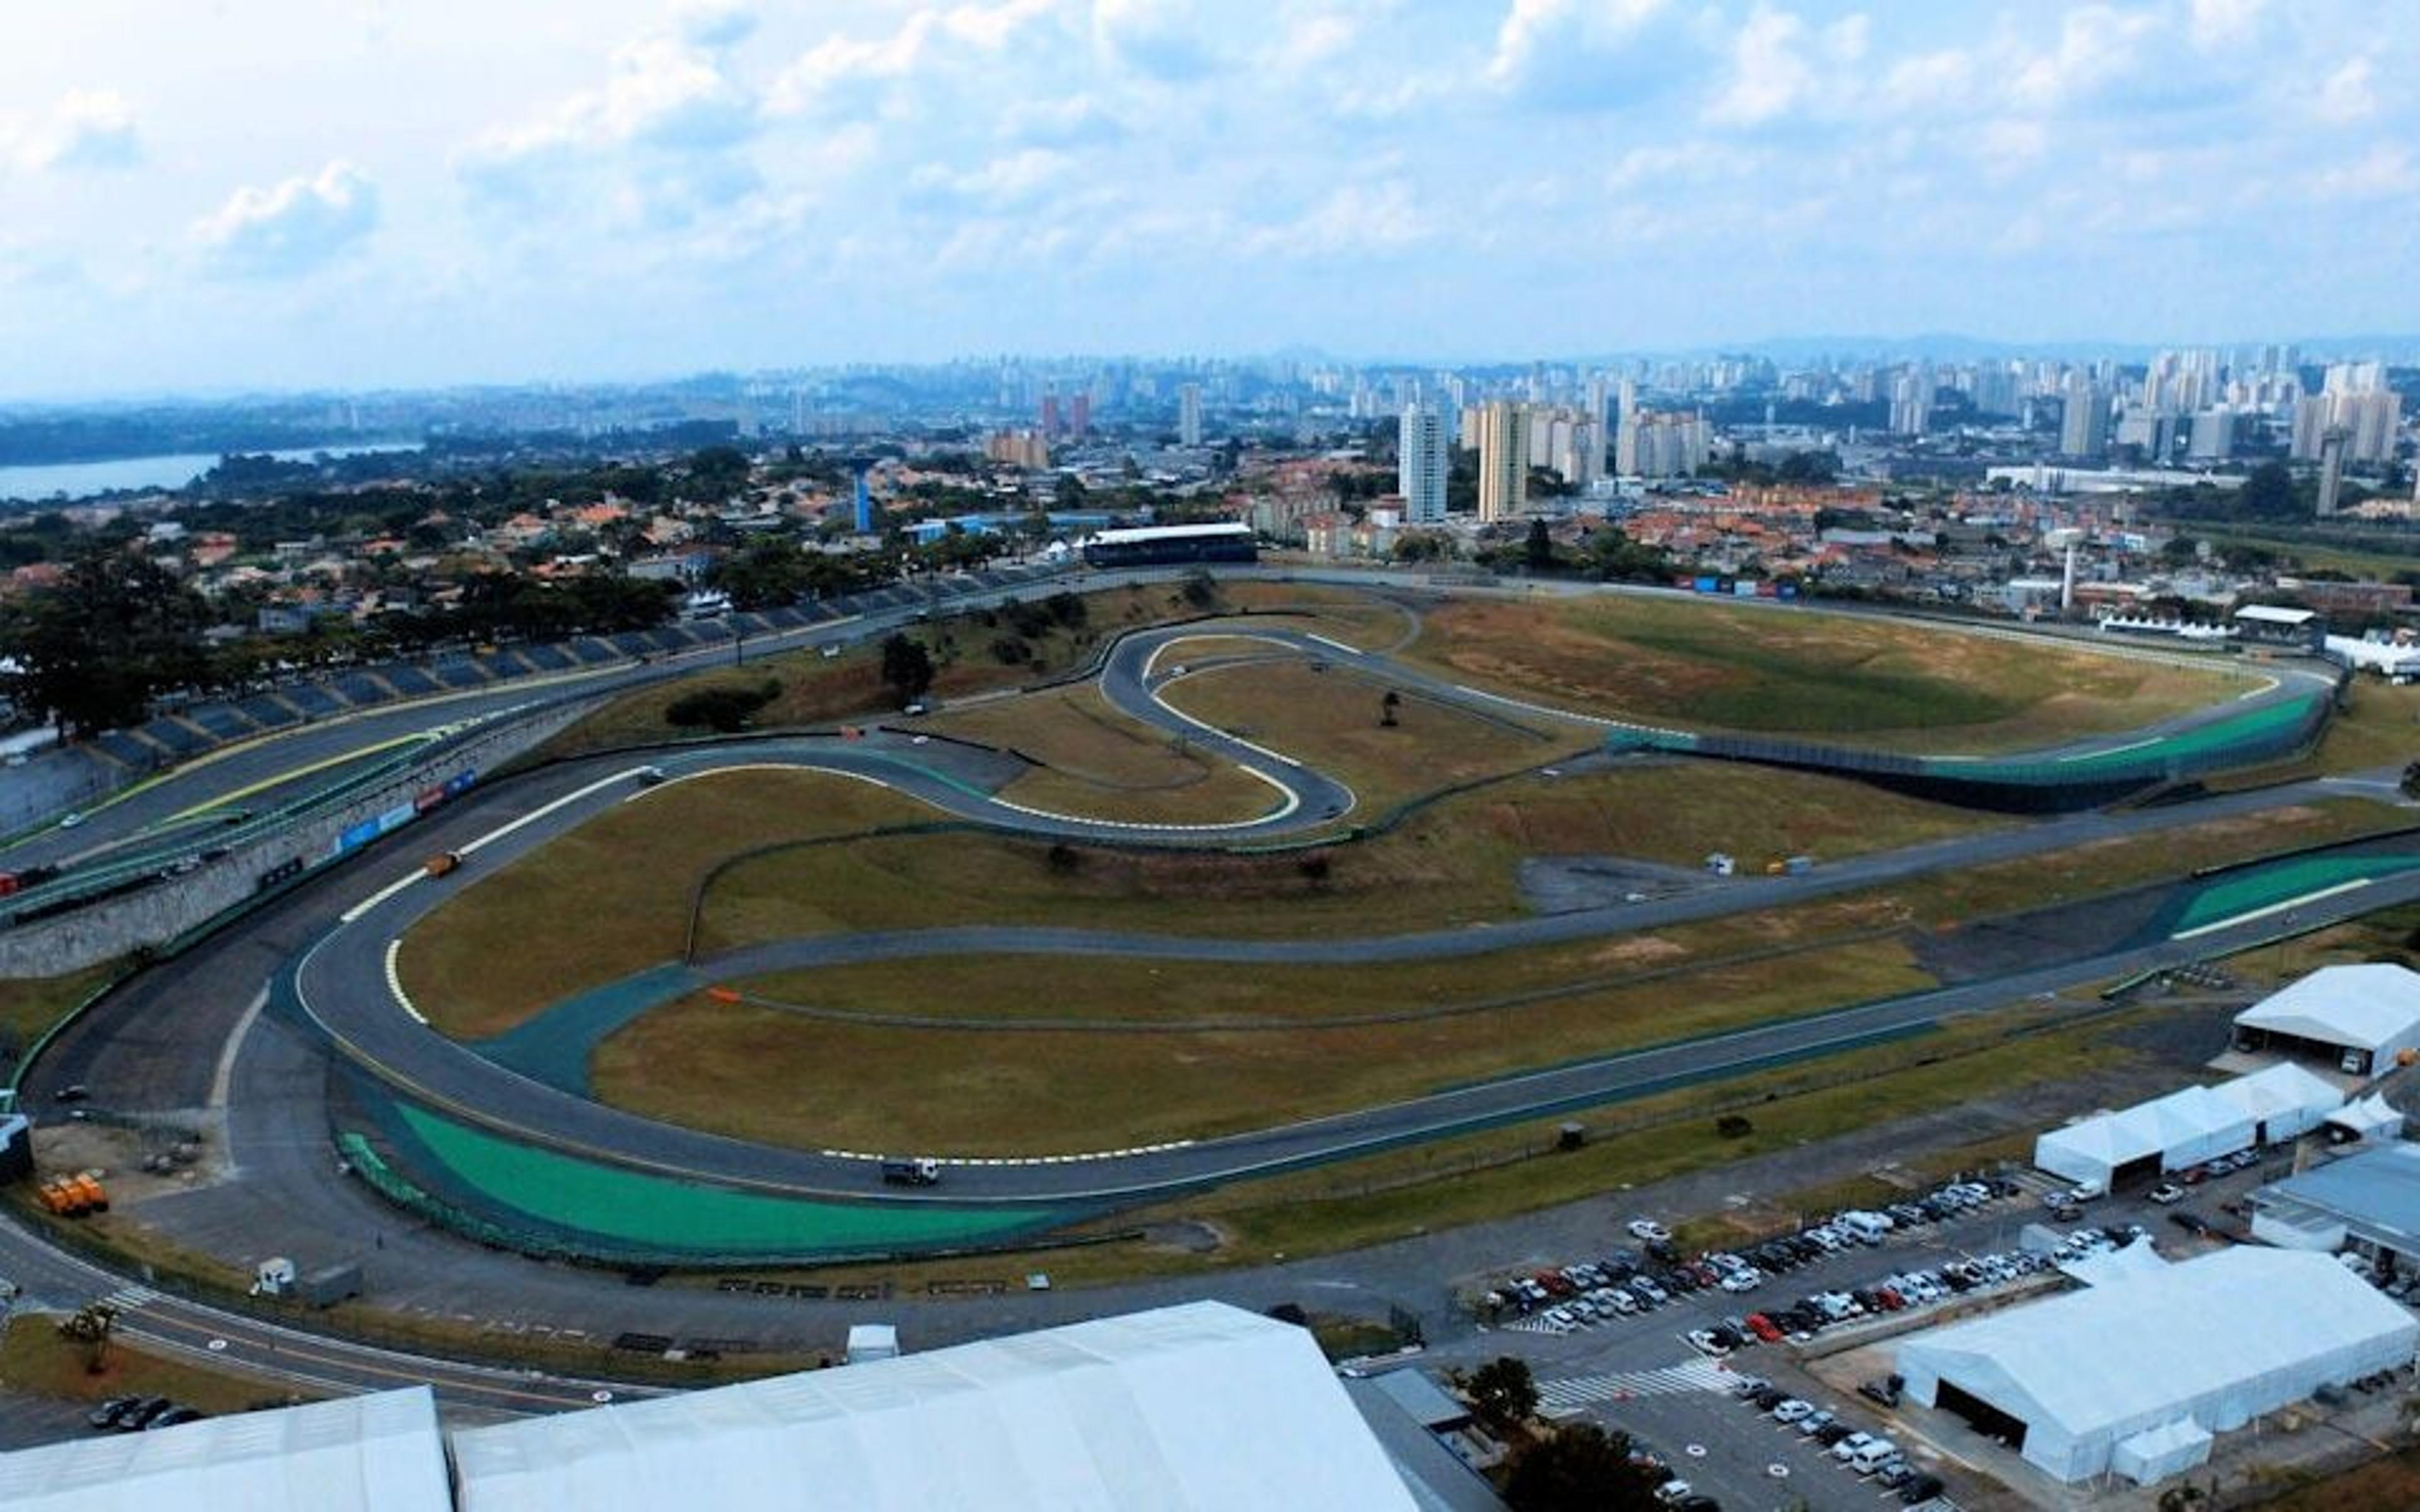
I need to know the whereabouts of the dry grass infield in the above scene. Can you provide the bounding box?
[693,759,1997,953]
[925,684,1277,824]
[0,1315,309,1414]
[1402,595,2245,749]
[395,768,940,1038]
[588,934,1934,1154]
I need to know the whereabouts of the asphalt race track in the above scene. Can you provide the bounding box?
[4,570,2412,1403]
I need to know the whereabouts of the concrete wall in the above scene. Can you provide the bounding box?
[0,702,596,979]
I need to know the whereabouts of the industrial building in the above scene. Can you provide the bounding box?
[1895,1247,2418,1485]
[2251,1140,2420,1271]
[0,1303,1418,1511]
[2233,963,2420,1077]
[2031,1063,2342,1191]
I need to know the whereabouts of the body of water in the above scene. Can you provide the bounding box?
[0,443,423,504]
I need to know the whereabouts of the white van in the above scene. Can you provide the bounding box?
[1841,1211,1894,1244]
[1850,1438,1901,1475]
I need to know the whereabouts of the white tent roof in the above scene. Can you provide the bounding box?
[2329,1093,2405,1138]
[2058,1238,2171,1288]
[0,1386,450,1512]
[2212,1062,2344,1126]
[1897,1248,2417,1444]
[452,1301,1417,1512]
[2037,1086,2249,1174]
[2237,964,2420,1055]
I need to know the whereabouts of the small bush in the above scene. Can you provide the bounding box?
[989,635,1032,665]
[1715,1113,1754,1139]
[664,679,780,733]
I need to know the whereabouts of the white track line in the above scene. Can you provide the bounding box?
[384,939,428,1025]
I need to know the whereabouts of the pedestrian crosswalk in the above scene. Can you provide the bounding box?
[96,1284,160,1311]
[1536,1359,1734,1415]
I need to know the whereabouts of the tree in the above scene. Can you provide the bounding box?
[1179,568,1218,610]
[1465,1355,1540,1432]
[1503,1422,1663,1512]
[57,1302,118,1375]
[2237,461,2298,521]
[879,633,935,707]
[1523,518,1557,571]
[0,546,214,737]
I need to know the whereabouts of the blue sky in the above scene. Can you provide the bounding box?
[2,0,2414,397]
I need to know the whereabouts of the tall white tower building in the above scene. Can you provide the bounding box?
[1397,403,1449,525]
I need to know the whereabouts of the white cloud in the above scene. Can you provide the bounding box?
[2312,144,2416,202]
[904,147,1071,210]
[2187,0,2264,52]
[679,0,759,50]
[1485,0,1670,97]
[767,0,1063,117]
[192,161,377,277]
[2315,55,2376,125]
[1001,94,1126,148]
[1093,0,1220,82]
[1705,6,1811,127]
[1879,50,1974,113]
[1243,179,1432,259]
[16,90,141,172]
[460,32,758,220]
[2007,6,2158,112]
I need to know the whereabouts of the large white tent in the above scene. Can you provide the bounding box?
[452,1301,1418,1512]
[2235,963,2420,1075]
[2034,1085,2253,1189]
[1896,1248,2417,1484]
[0,1386,451,1512]
[2209,1061,2344,1143]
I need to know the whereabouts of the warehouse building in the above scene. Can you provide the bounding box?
[2233,963,2420,1077]
[1895,1247,2417,1485]
[2251,1139,2420,1271]
[0,1386,452,1512]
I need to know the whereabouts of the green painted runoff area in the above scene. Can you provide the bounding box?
[394,1103,1070,1255]
[2172,853,2420,936]
[1957,694,2317,782]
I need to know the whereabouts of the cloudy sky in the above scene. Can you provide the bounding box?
[3,0,2415,397]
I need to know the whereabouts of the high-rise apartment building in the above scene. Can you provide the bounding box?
[1477,400,1530,523]
[1177,383,1203,447]
[1397,403,1449,525]
[2059,379,2109,459]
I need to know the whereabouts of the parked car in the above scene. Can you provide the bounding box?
[86,1395,142,1431]
[1772,1398,1815,1424]
[1628,1218,1672,1242]
[146,1406,204,1430]
[1899,1472,1945,1503]
[2148,1183,2186,1205]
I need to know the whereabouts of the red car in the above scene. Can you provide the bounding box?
[1745,1313,1784,1343]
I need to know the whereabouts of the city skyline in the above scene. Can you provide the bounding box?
[4,0,2418,398]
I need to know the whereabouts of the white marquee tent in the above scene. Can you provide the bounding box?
[2034,1085,2253,1189]
[2235,963,2420,1075]
[452,1301,1418,1512]
[2209,1061,2345,1143]
[0,1386,451,1512]
[1896,1248,2418,1484]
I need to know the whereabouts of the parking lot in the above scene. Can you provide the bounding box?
[1424,1150,2316,1509]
